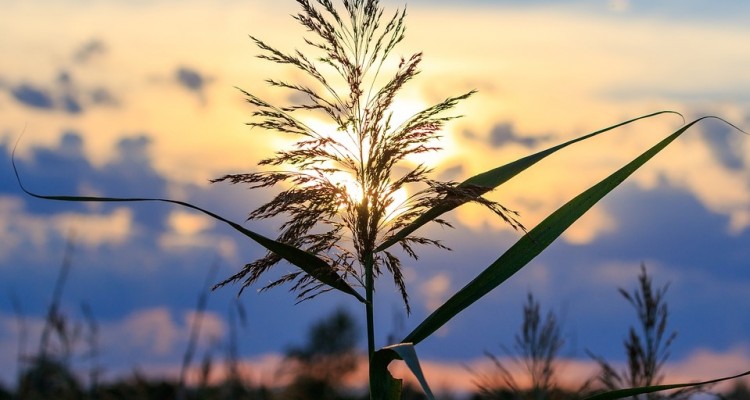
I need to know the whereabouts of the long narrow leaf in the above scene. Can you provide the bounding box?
[376,111,682,252]
[583,369,750,400]
[372,116,745,398]
[403,116,724,345]
[11,142,365,304]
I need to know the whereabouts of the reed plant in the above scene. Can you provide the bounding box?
[475,293,566,400]
[588,265,702,400]
[13,0,750,398]
[17,237,86,400]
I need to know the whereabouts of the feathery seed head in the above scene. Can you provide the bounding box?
[213,0,521,309]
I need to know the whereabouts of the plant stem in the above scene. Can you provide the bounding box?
[365,250,375,361]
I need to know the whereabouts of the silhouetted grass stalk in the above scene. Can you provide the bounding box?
[39,235,76,362]
[178,260,220,400]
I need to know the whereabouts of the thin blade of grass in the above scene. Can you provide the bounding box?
[583,369,750,400]
[11,143,365,303]
[402,116,724,345]
[376,111,682,252]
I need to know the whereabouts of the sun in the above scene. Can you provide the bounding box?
[328,170,364,204]
[290,94,464,224]
[297,114,414,222]
[302,96,457,169]
[323,164,409,223]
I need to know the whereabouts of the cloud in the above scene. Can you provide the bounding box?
[0,131,260,308]
[700,118,746,171]
[183,310,227,343]
[418,273,452,312]
[0,197,135,259]
[463,122,550,150]
[52,207,134,248]
[93,135,170,228]
[109,135,153,167]
[10,84,54,110]
[62,308,231,375]
[175,66,211,104]
[176,67,207,93]
[436,164,464,181]
[641,129,750,234]
[5,132,99,211]
[4,68,118,114]
[1,133,173,254]
[608,0,630,12]
[562,205,616,245]
[167,210,214,236]
[61,94,83,114]
[102,308,182,356]
[0,196,65,257]
[73,39,107,64]
[159,210,238,261]
[667,346,750,386]
[489,122,549,148]
[90,87,119,106]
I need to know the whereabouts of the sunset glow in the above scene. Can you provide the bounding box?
[2,0,750,396]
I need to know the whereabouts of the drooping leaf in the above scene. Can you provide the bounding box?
[11,142,365,304]
[376,111,682,252]
[370,343,434,400]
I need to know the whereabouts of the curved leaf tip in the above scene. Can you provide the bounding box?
[371,343,434,400]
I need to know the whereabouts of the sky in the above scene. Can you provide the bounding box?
[2,0,750,395]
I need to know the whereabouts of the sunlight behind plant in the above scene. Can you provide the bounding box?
[289,116,411,222]
[11,1,750,399]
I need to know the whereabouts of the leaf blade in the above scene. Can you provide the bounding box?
[583,369,750,400]
[11,144,365,303]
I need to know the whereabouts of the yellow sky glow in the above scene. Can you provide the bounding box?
[3,1,749,243]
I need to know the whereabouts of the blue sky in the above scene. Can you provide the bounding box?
[2,0,750,393]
